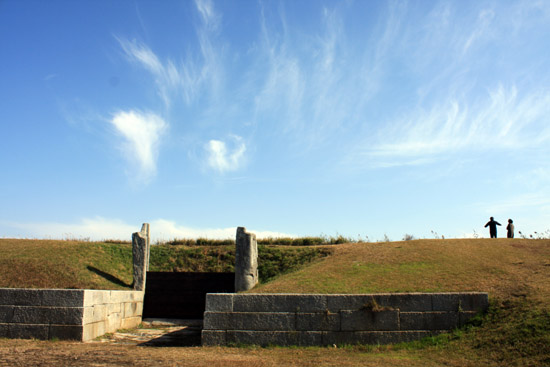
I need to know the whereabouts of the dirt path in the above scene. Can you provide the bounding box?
[91,319,202,347]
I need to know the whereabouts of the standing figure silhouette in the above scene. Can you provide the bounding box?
[485,217,501,238]
[507,219,514,238]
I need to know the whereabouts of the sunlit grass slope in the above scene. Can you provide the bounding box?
[0,239,134,289]
[252,238,550,366]
[253,238,550,303]
[0,239,331,290]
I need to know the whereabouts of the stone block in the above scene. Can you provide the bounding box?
[108,302,122,314]
[9,324,49,340]
[83,290,108,307]
[87,304,107,323]
[0,289,84,307]
[204,312,295,331]
[83,307,94,323]
[431,293,488,312]
[203,312,225,330]
[11,306,83,325]
[202,330,227,346]
[109,290,141,304]
[49,325,83,340]
[0,289,22,305]
[116,291,144,303]
[323,330,436,345]
[123,302,141,318]
[457,293,489,312]
[387,293,432,312]
[133,291,145,302]
[120,316,141,330]
[40,290,84,307]
[0,306,14,322]
[341,310,399,331]
[226,331,323,347]
[400,312,459,331]
[0,323,9,337]
[326,294,392,312]
[323,331,367,345]
[233,294,327,313]
[205,293,234,312]
[234,312,296,331]
[107,312,122,332]
[296,312,340,331]
[135,302,143,316]
[82,321,106,342]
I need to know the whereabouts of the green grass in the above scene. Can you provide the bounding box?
[0,239,134,289]
[0,239,331,289]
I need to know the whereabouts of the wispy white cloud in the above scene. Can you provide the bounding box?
[43,73,58,81]
[462,8,495,54]
[114,1,550,177]
[0,218,293,242]
[194,0,220,30]
[116,0,223,108]
[110,110,167,181]
[479,193,550,216]
[349,85,550,168]
[116,37,184,107]
[205,135,246,173]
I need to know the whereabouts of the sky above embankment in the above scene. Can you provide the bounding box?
[1,0,549,242]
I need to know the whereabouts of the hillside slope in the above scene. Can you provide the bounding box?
[253,238,550,303]
[252,238,550,366]
[0,239,330,289]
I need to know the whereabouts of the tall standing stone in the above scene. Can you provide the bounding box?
[235,227,258,292]
[132,223,150,291]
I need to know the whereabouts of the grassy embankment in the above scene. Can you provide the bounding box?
[0,238,332,289]
[0,237,549,366]
[252,238,550,366]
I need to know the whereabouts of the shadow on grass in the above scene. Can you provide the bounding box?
[87,266,132,288]
[138,328,202,347]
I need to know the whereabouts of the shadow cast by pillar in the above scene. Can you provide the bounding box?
[87,266,132,288]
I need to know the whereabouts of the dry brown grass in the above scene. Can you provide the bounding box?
[0,339,484,367]
[253,238,550,304]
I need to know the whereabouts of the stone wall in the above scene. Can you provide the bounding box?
[202,292,489,346]
[0,288,143,341]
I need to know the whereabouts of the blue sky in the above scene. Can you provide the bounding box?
[1,0,550,242]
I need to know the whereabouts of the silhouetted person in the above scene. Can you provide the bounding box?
[485,217,501,238]
[507,219,514,238]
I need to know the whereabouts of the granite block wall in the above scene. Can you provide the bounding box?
[202,292,488,346]
[0,288,144,341]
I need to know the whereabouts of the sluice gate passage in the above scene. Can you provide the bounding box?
[143,272,235,319]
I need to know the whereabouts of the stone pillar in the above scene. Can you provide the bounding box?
[132,223,150,291]
[235,227,258,292]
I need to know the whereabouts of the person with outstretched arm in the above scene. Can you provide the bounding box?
[485,217,501,238]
